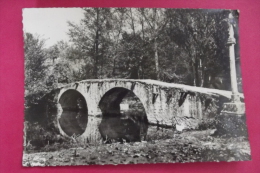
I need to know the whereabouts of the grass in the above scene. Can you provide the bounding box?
[23,129,251,166]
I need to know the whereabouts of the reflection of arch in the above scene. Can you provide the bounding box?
[58,89,88,137]
[59,89,87,111]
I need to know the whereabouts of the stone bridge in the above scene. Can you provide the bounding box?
[54,79,244,143]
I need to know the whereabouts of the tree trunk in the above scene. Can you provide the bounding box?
[141,17,145,40]
[153,9,160,80]
[93,9,100,79]
[154,39,160,80]
[192,62,196,86]
[194,59,200,86]
[199,59,204,87]
[129,9,136,35]
[112,57,116,76]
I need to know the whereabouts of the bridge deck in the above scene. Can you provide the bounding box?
[60,79,244,99]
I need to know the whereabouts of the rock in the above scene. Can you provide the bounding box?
[209,129,216,135]
[63,158,70,162]
[176,123,185,132]
[90,156,97,160]
[72,152,80,157]
[227,157,236,162]
[132,154,141,158]
[31,156,47,167]
[23,161,31,167]
[146,155,151,159]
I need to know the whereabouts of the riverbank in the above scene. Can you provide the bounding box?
[23,129,250,166]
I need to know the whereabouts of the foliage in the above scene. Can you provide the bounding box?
[23,129,251,166]
[213,114,248,137]
[67,8,114,78]
[65,8,238,89]
[24,33,48,104]
[197,118,217,130]
[163,9,232,86]
[24,121,64,151]
[25,9,239,103]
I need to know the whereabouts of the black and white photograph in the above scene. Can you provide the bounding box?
[22,8,251,166]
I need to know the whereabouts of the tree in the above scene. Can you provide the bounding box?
[65,8,233,90]
[164,9,230,88]
[68,8,113,79]
[139,8,169,80]
[45,41,93,88]
[114,9,150,79]
[24,33,48,101]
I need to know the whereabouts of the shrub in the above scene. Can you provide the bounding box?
[197,118,216,130]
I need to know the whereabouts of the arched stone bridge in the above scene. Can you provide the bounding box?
[54,79,244,143]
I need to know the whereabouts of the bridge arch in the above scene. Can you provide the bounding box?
[59,89,87,111]
[58,89,88,137]
[98,86,148,117]
[98,87,148,142]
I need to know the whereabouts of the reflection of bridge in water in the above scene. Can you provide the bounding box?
[54,79,244,143]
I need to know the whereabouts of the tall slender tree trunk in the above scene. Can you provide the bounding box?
[140,65,144,79]
[194,59,200,86]
[100,52,104,78]
[141,17,145,79]
[192,62,196,86]
[112,57,116,76]
[153,9,160,80]
[129,9,136,36]
[93,8,100,78]
[154,39,159,80]
[141,18,145,40]
[199,59,204,87]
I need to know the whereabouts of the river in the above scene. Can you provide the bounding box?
[58,108,172,143]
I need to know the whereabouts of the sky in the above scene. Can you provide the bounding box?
[23,8,84,47]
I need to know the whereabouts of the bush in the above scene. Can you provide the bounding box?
[213,114,248,138]
[24,121,70,152]
[197,118,216,130]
